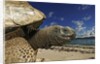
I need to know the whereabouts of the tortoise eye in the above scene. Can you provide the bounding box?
[63,29,67,31]
[63,29,68,33]
[54,27,59,30]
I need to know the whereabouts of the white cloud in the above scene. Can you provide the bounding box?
[83,26,95,37]
[50,22,58,26]
[72,20,83,26]
[83,16,91,21]
[44,25,48,28]
[48,12,54,18]
[72,18,95,38]
[75,25,95,38]
[43,22,58,28]
[60,17,64,21]
[78,5,90,10]
[72,20,86,32]
[82,6,89,10]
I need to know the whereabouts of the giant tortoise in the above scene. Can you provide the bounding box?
[5,1,76,64]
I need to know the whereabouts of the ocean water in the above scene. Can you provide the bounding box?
[68,38,95,45]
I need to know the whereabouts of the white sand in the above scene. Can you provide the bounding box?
[36,45,95,61]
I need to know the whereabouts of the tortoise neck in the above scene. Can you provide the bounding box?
[21,26,39,40]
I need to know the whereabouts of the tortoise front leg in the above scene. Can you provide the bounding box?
[5,28,25,40]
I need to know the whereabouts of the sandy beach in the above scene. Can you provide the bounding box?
[36,45,95,61]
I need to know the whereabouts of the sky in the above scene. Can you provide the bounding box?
[28,2,95,38]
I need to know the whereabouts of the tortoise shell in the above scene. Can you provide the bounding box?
[5,1,46,28]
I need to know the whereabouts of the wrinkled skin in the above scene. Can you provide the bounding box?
[29,25,76,49]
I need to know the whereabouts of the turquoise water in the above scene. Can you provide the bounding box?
[68,38,95,45]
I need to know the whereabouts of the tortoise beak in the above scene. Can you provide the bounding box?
[65,26,76,40]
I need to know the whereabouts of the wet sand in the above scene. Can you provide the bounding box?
[37,45,95,61]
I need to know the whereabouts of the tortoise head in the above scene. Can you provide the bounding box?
[46,25,75,40]
[43,25,76,46]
